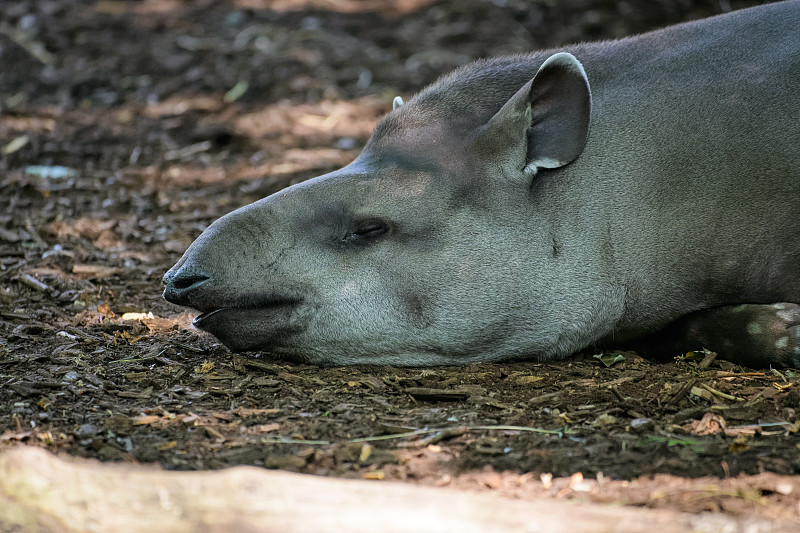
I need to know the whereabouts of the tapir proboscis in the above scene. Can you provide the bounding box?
[164,1,800,367]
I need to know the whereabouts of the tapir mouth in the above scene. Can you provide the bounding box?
[187,295,305,352]
[191,296,302,328]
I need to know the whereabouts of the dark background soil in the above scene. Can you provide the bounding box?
[2,0,798,523]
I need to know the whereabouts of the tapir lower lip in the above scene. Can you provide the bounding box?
[189,299,304,352]
[192,308,224,327]
[192,298,301,328]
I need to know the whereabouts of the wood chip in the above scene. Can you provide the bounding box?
[131,415,161,426]
[72,264,120,279]
[404,387,470,402]
[18,273,51,292]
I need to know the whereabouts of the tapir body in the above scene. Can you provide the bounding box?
[164,1,800,367]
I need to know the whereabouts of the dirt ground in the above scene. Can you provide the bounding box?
[1,0,799,526]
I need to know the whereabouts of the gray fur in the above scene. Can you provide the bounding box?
[164,1,800,367]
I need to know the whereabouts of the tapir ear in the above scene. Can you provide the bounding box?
[478,52,591,176]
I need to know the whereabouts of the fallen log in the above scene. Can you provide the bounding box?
[0,446,791,533]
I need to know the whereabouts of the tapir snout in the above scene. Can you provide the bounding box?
[165,1,800,368]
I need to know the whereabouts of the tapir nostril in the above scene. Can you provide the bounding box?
[163,269,211,306]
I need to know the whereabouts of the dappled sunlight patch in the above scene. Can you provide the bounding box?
[70,308,116,327]
[47,217,116,241]
[69,306,195,333]
[94,0,185,16]
[235,0,436,15]
[45,217,129,253]
[233,97,385,143]
[121,311,195,333]
[0,115,56,137]
[154,146,357,188]
[160,165,229,187]
[143,93,225,118]
[239,147,357,177]
[71,264,121,280]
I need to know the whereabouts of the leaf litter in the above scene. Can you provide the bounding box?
[0,0,798,525]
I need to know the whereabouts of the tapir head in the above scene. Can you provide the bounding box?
[163,53,606,365]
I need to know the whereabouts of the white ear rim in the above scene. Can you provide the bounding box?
[525,52,592,172]
[392,96,405,110]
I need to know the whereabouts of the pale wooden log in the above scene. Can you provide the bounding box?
[0,446,789,533]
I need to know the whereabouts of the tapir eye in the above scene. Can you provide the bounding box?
[346,220,389,242]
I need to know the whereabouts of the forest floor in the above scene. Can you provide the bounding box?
[1,0,798,526]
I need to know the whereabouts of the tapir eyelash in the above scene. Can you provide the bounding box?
[353,222,387,237]
[343,220,389,243]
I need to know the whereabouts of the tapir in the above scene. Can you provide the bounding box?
[164,1,800,367]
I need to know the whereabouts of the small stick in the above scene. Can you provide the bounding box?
[701,383,742,402]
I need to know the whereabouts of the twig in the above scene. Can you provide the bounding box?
[259,424,574,447]
[17,273,52,292]
[0,259,30,279]
[109,348,169,364]
[0,22,54,64]
[352,428,434,443]
[700,383,742,402]
[608,386,626,403]
[715,371,766,378]
[662,379,696,406]
[697,350,718,369]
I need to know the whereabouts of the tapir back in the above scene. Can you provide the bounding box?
[571,1,800,330]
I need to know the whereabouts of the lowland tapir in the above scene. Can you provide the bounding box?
[164,1,800,367]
